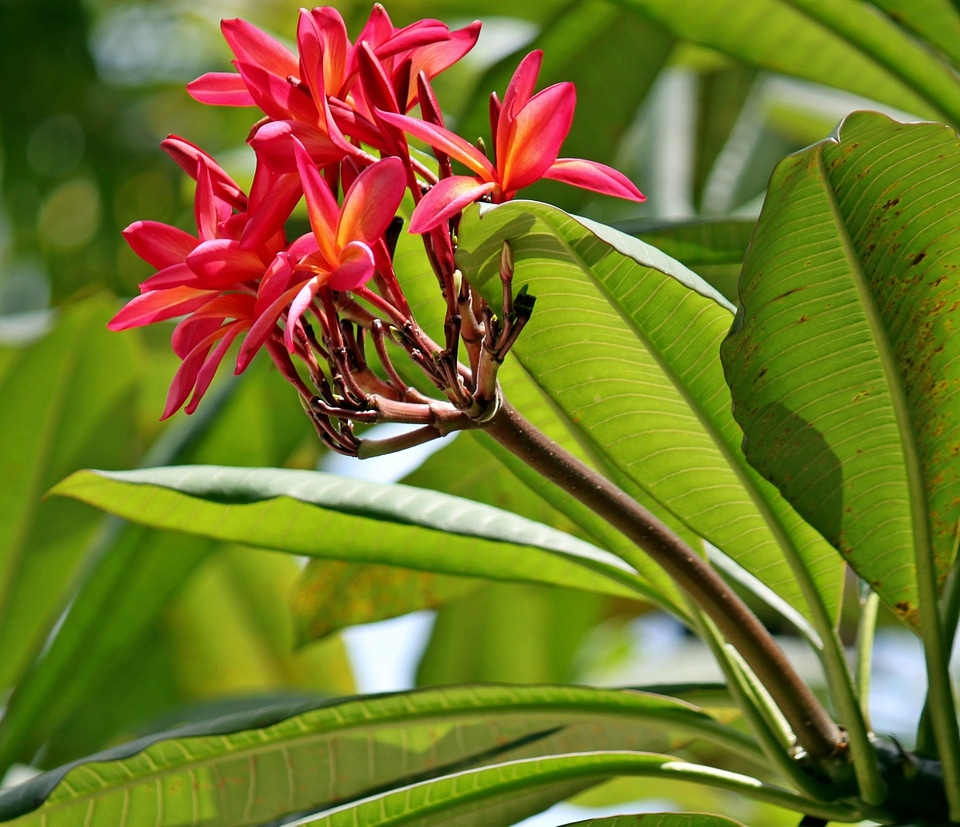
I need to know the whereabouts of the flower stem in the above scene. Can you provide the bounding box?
[484,396,846,765]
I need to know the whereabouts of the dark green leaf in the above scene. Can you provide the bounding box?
[868,0,960,68]
[0,684,757,825]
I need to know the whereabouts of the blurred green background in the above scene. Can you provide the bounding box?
[0,0,942,821]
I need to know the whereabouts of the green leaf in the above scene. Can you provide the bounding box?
[721,112,960,628]
[0,295,139,690]
[0,360,317,770]
[558,815,747,826]
[417,581,607,685]
[296,751,846,826]
[623,219,757,305]
[50,466,647,601]
[0,684,758,825]
[619,0,947,121]
[456,200,844,627]
[291,559,479,646]
[867,0,960,68]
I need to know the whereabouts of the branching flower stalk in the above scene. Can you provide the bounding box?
[112,2,851,792]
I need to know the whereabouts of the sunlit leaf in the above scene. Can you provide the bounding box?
[0,685,757,826]
[50,466,647,601]
[868,0,960,68]
[294,750,841,826]
[618,0,947,121]
[456,200,844,625]
[557,815,747,826]
[393,225,688,614]
[721,112,960,628]
[0,296,138,690]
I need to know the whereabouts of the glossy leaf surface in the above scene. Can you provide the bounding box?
[722,112,960,628]
[456,200,844,625]
[50,466,645,600]
[0,685,754,825]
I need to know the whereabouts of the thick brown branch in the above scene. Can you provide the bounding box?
[484,396,846,765]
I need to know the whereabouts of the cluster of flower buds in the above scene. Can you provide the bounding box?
[111,4,644,456]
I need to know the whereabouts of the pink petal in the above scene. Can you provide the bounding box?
[162,320,244,419]
[240,280,304,371]
[284,278,322,351]
[337,157,406,248]
[298,7,349,99]
[543,158,646,202]
[161,137,247,210]
[182,321,248,415]
[376,20,451,59]
[408,176,496,234]
[194,162,232,241]
[186,239,265,286]
[249,120,346,173]
[352,4,395,67]
[240,168,302,250]
[293,139,340,266]
[499,82,574,192]
[500,50,543,122]
[220,18,298,80]
[402,22,481,108]
[235,61,318,123]
[186,72,255,107]
[329,241,375,291]
[123,221,197,269]
[377,111,494,179]
[140,262,196,291]
[107,286,211,330]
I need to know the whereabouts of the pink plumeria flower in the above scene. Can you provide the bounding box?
[187,6,479,170]
[110,139,302,417]
[240,143,407,359]
[378,50,645,234]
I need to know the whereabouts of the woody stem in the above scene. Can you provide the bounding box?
[484,395,846,766]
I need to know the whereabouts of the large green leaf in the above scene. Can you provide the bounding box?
[0,296,138,690]
[868,0,960,68]
[392,220,689,614]
[296,751,850,826]
[560,816,747,826]
[0,360,317,771]
[721,111,960,628]
[50,466,647,600]
[0,685,758,826]
[290,558,479,645]
[456,200,844,627]
[619,0,951,122]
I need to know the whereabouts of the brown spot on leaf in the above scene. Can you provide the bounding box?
[912,251,927,266]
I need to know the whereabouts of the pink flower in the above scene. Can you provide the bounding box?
[110,139,300,417]
[240,144,407,358]
[378,50,645,233]
[187,6,479,170]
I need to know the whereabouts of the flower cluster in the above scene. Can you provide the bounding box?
[112,4,644,454]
